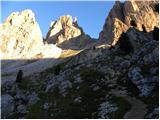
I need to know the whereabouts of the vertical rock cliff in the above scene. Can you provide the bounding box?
[0,9,62,59]
[0,10,44,59]
[99,0,159,45]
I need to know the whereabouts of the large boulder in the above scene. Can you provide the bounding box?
[1,94,15,118]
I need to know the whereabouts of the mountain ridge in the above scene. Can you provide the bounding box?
[1,0,159,119]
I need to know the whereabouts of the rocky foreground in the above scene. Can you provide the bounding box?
[1,0,159,119]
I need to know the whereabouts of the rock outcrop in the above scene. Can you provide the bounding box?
[1,94,15,118]
[45,15,95,50]
[0,9,62,59]
[46,15,83,44]
[99,0,159,45]
[0,10,43,59]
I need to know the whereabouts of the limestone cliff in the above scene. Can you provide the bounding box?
[45,15,95,50]
[0,9,62,59]
[99,0,159,45]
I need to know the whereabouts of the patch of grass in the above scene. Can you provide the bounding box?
[141,84,159,118]
[25,68,108,119]
[140,63,159,77]
[59,49,81,59]
[26,59,38,64]
[26,101,43,119]
[125,78,140,97]
[80,68,105,85]
[117,75,139,97]
[140,84,159,107]
[109,96,131,119]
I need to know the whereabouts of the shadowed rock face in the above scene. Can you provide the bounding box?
[99,0,159,45]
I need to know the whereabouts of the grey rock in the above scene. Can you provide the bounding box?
[120,60,131,69]
[98,101,118,119]
[138,79,155,97]
[128,67,143,81]
[145,107,159,119]
[150,67,159,75]
[17,104,27,114]
[128,67,157,96]
[27,92,40,105]
[73,96,82,103]
[93,86,100,91]
[1,94,15,118]
[14,91,27,105]
[43,102,52,110]
[59,80,72,90]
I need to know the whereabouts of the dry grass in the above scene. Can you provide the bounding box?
[59,49,82,59]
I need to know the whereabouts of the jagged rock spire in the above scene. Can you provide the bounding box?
[45,15,94,50]
[46,15,84,45]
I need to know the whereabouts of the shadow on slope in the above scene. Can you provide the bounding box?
[45,29,96,50]
[1,27,159,119]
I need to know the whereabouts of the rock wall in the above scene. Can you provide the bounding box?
[99,0,159,45]
[0,10,44,59]
[0,9,62,59]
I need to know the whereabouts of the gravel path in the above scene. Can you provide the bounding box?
[111,89,147,119]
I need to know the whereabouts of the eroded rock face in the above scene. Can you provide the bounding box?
[46,15,83,44]
[45,15,94,50]
[99,0,159,45]
[1,94,15,118]
[0,9,62,59]
[0,10,44,59]
[1,9,62,87]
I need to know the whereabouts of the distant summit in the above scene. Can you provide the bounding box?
[45,15,94,50]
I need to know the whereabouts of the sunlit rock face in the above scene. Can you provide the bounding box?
[45,15,95,50]
[0,9,43,59]
[0,9,62,86]
[99,0,159,45]
[46,15,83,44]
[0,9,62,59]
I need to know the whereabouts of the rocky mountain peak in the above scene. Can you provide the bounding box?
[45,15,94,50]
[5,9,36,27]
[0,9,62,59]
[45,15,84,45]
[99,0,159,45]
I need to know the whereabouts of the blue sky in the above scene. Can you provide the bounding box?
[1,1,115,38]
